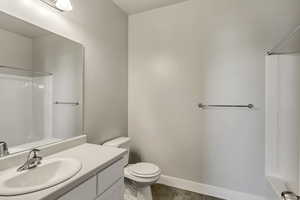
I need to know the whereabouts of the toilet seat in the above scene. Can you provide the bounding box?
[127,163,161,178]
[124,163,161,185]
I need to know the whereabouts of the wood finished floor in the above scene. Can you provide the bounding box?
[151,184,224,200]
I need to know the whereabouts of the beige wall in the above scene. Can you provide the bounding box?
[0,0,128,144]
[129,0,300,198]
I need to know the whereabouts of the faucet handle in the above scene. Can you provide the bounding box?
[31,149,40,157]
[31,148,40,152]
[27,149,41,160]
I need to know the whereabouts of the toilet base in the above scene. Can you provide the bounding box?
[124,179,153,200]
[137,186,153,200]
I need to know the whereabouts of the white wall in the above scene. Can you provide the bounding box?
[0,28,32,69]
[128,0,300,198]
[0,0,128,144]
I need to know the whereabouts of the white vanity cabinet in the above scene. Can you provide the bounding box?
[58,159,124,200]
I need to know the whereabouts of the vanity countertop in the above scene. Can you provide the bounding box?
[0,143,127,200]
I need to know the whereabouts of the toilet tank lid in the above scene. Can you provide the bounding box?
[102,137,130,147]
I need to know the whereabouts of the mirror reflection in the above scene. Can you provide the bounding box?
[0,12,84,155]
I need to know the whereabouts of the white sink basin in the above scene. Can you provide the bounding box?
[0,157,82,196]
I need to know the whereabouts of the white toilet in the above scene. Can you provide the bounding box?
[103,137,161,200]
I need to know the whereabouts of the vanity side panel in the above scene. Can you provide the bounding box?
[97,158,124,195]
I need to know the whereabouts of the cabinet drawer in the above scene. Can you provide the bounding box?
[58,176,97,200]
[97,159,123,195]
[96,178,124,200]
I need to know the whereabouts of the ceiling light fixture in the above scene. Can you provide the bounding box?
[40,0,73,12]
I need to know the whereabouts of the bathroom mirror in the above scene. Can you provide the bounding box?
[0,11,84,156]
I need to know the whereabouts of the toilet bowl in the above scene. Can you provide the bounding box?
[125,162,161,185]
[103,137,161,200]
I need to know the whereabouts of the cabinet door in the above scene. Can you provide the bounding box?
[58,176,97,200]
[96,178,124,200]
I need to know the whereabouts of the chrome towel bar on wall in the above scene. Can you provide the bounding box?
[198,103,254,109]
[54,101,80,106]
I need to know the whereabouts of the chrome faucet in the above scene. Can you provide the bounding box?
[0,141,9,157]
[17,149,42,172]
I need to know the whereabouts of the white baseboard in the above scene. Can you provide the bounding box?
[158,175,266,200]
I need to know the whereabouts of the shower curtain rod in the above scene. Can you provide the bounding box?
[267,24,300,55]
[0,65,52,76]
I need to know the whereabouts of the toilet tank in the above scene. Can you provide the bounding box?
[102,137,130,166]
